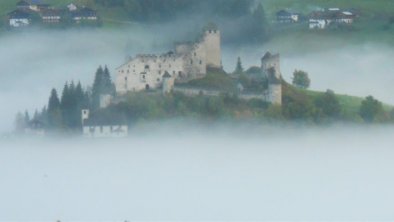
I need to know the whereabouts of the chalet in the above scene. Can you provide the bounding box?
[81,109,128,138]
[67,3,78,12]
[7,9,31,28]
[276,10,300,23]
[309,8,356,29]
[40,9,63,23]
[72,7,98,23]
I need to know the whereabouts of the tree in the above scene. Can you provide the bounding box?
[234,57,244,74]
[47,88,62,128]
[92,65,115,110]
[292,70,311,89]
[359,96,384,123]
[92,66,105,109]
[314,90,341,118]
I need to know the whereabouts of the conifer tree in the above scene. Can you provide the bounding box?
[92,66,104,109]
[47,88,62,129]
[234,57,244,74]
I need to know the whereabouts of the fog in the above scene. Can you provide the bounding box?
[1,27,394,133]
[1,124,394,220]
[1,26,394,220]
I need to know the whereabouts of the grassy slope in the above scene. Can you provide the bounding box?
[262,0,394,17]
[0,0,131,30]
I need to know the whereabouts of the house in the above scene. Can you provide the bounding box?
[81,109,128,138]
[72,7,98,22]
[276,10,300,23]
[67,3,78,12]
[309,8,356,29]
[40,9,63,23]
[7,9,31,28]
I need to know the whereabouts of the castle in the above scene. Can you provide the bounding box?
[115,25,221,94]
[115,25,282,106]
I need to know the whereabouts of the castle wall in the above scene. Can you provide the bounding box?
[268,83,282,105]
[116,54,184,94]
[116,27,222,95]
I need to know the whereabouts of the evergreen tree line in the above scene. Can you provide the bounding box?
[15,65,115,132]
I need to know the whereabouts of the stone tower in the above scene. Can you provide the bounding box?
[203,23,221,68]
[262,52,282,106]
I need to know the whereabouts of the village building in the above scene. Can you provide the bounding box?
[67,3,78,12]
[276,10,300,23]
[81,109,128,138]
[72,7,98,23]
[309,8,356,29]
[7,9,31,28]
[40,9,63,23]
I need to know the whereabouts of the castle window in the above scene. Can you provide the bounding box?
[125,77,127,81]
[194,52,196,56]
[145,65,150,69]
[199,60,202,65]
[173,71,176,75]
[127,70,129,73]
[169,64,172,68]
[159,64,162,68]
[191,59,193,65]
[157,78,160,82]
[159,70,162,75]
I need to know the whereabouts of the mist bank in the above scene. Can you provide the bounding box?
[1,124,394,220]
[1,28,393,133]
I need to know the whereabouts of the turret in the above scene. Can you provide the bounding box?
[262,52,282,106]
[261,52,281,79]
[203,23,221,68]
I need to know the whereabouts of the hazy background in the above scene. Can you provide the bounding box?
[1,27,394,133]
[1,124,394,220]
[1,24,394,220]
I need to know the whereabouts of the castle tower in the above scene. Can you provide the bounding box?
[261,52,281,79]
[262,52,282,105]
[203,23,221,68]
[162,71,174,94]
